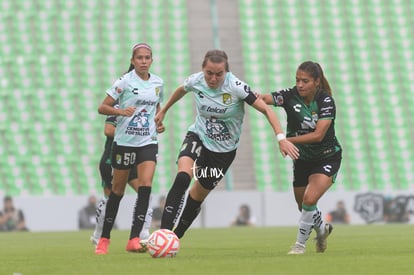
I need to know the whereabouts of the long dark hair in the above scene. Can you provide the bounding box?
[297,61,332,96]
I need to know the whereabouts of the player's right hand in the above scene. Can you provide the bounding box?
[122,106,136,117]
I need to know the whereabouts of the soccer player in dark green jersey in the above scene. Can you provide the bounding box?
[262,61,342,255]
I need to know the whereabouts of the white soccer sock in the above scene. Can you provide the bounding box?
[140,207,153,240]
[296,208,314,246]
[313,208,326,237]
[92,197,108,240]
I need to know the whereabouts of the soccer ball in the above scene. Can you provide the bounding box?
[147,229,180,258]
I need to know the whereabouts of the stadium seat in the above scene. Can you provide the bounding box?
[1,0,413,196]
[238,0,414,191]
[0,0,191,196]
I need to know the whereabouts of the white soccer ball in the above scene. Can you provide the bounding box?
[147,229,180,258]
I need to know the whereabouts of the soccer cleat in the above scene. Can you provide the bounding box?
[288,243,306,255]
[95,237,110,255]
[315,223,333,253]
[125,237,143,253]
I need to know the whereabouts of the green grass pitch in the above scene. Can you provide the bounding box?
[0,224,413,275]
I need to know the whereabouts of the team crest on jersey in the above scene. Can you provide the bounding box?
[155,87,160,96]
[222,93,232,105]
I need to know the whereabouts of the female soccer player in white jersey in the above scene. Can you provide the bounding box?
[261,61,342,255]
[154,49,299,239]
[95,43,164,254]
[90,101,155,247]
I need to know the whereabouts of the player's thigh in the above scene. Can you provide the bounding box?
[135,144,158,187]
[137,161,157,187]
[303,174,333,205]
[128,178,139,193]
[111,169,130,195]
[128,164,138,182]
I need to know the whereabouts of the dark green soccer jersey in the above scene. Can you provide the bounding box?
[271,87,341,160]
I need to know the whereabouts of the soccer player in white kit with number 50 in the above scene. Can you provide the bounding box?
[95,43,164,255]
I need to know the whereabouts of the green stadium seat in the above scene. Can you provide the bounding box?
[238,0,414,191]
[1,0,413,196]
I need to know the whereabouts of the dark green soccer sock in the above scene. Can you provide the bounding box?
[129,186,151,239]
[101,192,123,239]
[161,172,191,230]
[173,194,202,239]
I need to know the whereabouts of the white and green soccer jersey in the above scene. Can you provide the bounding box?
[271,87,342,160]
[184,71,254,152]
[106,70,164,147]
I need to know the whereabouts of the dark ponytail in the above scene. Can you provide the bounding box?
[127,64,134,73]
[298,61,332,96]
